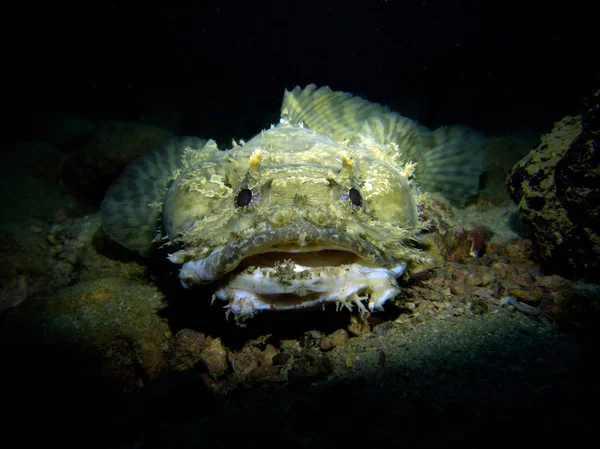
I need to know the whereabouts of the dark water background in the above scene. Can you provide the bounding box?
[5,0,597,147]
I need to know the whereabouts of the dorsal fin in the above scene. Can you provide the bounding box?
[281,85,485,206]
[281,84,422,147]
[282,85,387,140]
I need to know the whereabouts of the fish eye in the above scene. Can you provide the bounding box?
[348,187,362,207]
[236,188,253,207]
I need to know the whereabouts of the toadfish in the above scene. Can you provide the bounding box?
[101,85,484,321]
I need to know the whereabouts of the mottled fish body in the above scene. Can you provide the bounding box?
[102,85,485,321]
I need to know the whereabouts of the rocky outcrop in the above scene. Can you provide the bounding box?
[507,89,599,280]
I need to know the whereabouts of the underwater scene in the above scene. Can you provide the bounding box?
[2,1,598,448]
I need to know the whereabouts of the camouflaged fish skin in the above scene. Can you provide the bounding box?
[102,85,485,321]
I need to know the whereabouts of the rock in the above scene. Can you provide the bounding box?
[347,314,370,336]
[470,298,489,315]
[464,266,496,287]
[287,351,332,384]
[170,329,206,371]
[0,261,28,311]
[200,337,229,379]
[42,277,170,384]
[507,88,600,281]
[319,329,349,351]
[508,287,542,304]
[536,274,568,291]
[541,281,600,331]
[300,330,325,348]
[228,342,280,383]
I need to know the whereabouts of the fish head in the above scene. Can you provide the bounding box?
[163,124,428,320]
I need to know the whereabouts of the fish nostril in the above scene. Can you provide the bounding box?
[293,193,308,206]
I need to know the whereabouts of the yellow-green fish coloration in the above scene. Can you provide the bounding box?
[101,85,485,321]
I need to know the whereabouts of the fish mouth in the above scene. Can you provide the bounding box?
[177,221,406,317]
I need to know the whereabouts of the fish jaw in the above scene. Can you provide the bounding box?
[216,261,407,317]
[174,220,409,319]
[181,254,406,318]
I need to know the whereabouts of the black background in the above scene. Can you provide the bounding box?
[5,0,598,144]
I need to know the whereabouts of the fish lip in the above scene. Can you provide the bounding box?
[178,220,396,287]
